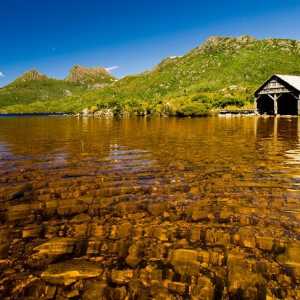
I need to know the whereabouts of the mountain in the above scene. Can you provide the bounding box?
[0,66,115,112]
[66,65,115,85]
[0,70,86,111]
[61,35,300,116]
[2,36,300,114]
[14,69,49,82]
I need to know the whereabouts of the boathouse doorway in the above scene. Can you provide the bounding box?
[256,95,274,115]
[277,94,298,115]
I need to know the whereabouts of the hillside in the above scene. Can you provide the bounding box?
[0,67,115,112]
[0,70,86,110]
[2,36,300,114]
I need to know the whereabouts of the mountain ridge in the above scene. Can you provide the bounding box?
[2,35,300,115]
[0,65,116,111]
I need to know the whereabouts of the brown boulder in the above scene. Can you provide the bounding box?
[111,269,134,285]
[41,259,103,285]
[190,276,215,300]
[126,242,143,267]
[277,241,300,281]
[82,282,108,300]
[30,237,80,266]
[170,249,200,276]
[227,250,266,298]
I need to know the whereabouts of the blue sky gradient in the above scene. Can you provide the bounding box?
[1,0,300,86]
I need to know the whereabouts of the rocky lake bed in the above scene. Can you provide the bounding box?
[1,116,300,299]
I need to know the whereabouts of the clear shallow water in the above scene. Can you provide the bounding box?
[1,116,300,299]
[1,116,300,198]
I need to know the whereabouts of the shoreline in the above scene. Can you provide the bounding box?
[0,109,257,118]
[0,112,72,117]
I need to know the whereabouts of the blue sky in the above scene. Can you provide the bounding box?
[1,0,300,86]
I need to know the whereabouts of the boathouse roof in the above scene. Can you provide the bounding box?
[255,74,300,96]
[275,74,300,91]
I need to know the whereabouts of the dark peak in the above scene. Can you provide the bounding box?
[66,65,115,84]
[17,69,48,82]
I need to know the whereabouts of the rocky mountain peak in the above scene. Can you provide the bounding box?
[17,69,48,82]
[66,65,115,84]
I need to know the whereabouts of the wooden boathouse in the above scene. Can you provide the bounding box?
[255,74,300,115]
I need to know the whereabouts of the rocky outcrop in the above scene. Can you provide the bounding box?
[200,35,257,50]
[15,69,48,82]
[81,107,114,118]
[66,65,115,85]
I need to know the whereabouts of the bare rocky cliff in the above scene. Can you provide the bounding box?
[65,65,115,85]
[15,70,48,82]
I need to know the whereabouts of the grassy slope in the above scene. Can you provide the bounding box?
[0,67,115,113]
[0,79,87,111]
[2,36,300,114]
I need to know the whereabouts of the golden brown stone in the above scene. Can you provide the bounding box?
[41,260,103,285]
[111,269,134,285]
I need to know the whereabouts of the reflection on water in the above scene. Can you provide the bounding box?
[1,116,300,299]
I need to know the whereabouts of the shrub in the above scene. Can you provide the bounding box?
[212,98,245,108]
[176,103,209,117]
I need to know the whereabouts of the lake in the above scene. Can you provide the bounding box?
[1,116,300,299]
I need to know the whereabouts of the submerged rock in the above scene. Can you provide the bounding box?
[190,276,215,300]
[82,282,108,300]
[277,241,300,281]
[170,249,200,276]
[41,259,103,285]
[126,242,143,267]
[29,237,80,267]
[33,237,77,256]
[7,203,34,223]
[111,269,134,285]
[5,183,33,201]
[227,250,266,299]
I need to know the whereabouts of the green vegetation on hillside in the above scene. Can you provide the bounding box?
[0,68,115,113]
[2,36,300,115]
[0,78,86,109]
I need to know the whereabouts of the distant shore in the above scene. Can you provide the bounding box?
[0,109,257,118]
[0,112,72,117]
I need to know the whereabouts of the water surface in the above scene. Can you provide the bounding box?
[1,116,300,299]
